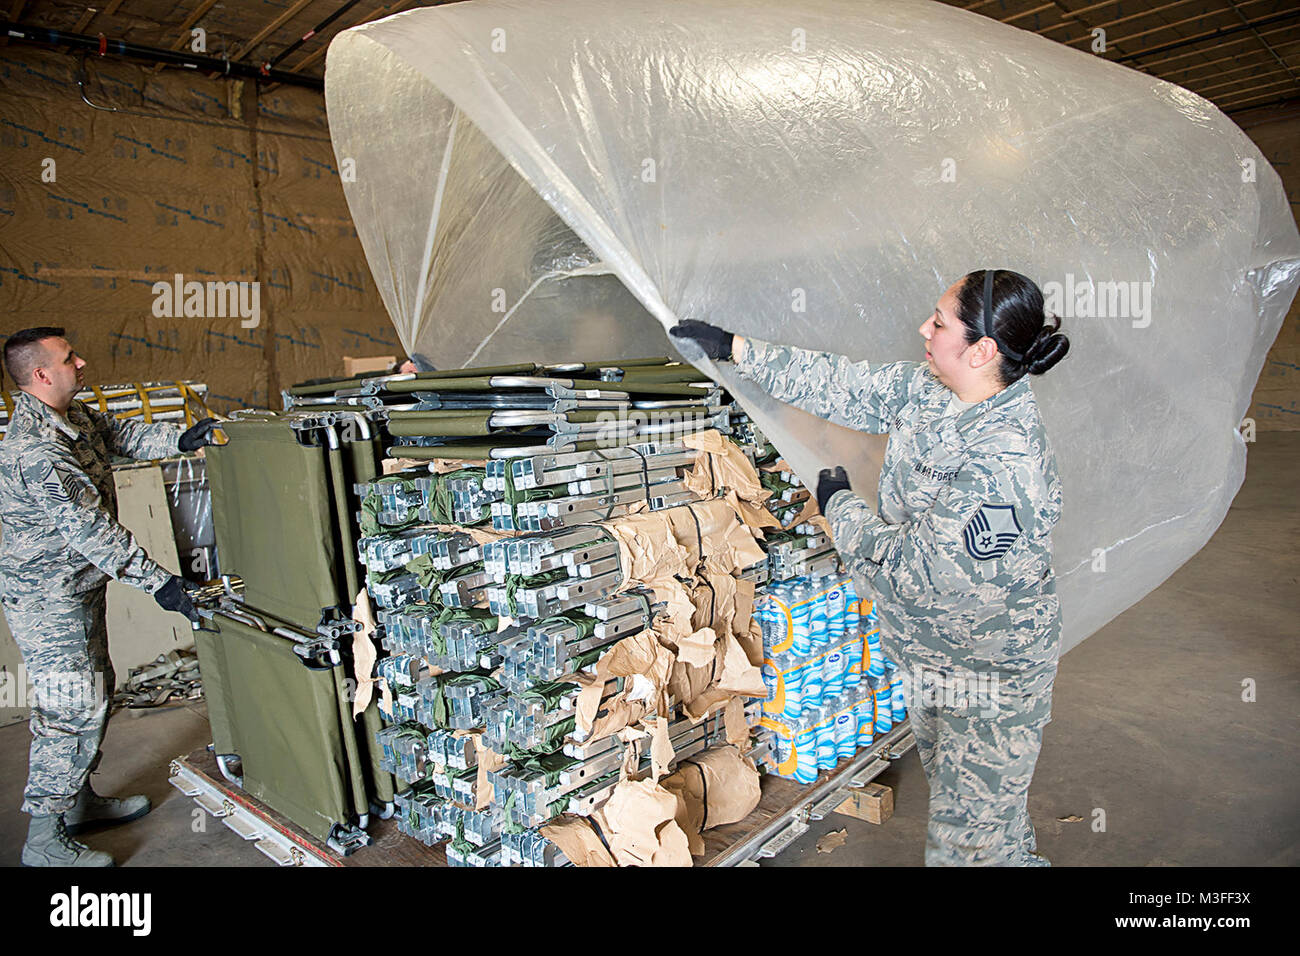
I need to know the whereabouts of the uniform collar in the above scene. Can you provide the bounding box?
[953,375,1032,426]
[922,374,1033,446]
[14,390,82,441]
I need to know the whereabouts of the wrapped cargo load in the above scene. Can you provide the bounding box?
[324,356,903,864]
[324,0,1300,654]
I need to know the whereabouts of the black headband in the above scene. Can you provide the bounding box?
[981,269,1024,362]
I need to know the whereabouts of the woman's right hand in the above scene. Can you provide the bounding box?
[669,320,735,361]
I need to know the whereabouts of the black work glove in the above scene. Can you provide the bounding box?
[153,575,199,624]
[669,320,734,361]
[179,417,219,452]
[816,466,852,514]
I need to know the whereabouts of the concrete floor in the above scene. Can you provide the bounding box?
[2,434,1296,867]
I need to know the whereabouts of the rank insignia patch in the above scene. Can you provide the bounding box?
[962,503,1022,560]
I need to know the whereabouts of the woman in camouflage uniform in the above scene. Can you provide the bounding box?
[671,269,1070,866]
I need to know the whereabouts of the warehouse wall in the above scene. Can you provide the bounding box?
[1242,113,1300,431]
[2,44,1296,424]
[0,47,395,413]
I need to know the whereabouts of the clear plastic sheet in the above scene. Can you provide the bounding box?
[324,0,1300,651]
[160,456,217,584]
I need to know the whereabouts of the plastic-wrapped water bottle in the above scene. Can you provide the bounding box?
[834,704,857,760]
[793,720,820,784]
[873,679,893,734]
[761,659,780,713]
[790,580,814,656]
[861,597,877,624]
[756,589,775,651]
[865,627,886,680]
[855,696,875,747]
[780,658,806,720]
[825,581,846,643]
[800,650,824,710]
[822,647,845,700]
[808,582,830,649]
[760,582,789,655]
[842,636,862,690]
[891,674,907,722]
[844,593,860,648]
[814,709,837,770]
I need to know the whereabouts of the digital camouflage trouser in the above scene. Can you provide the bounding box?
[1,587,113,815]
[898,653,1054,867]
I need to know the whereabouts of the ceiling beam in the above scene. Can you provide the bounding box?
[167,0,221,50]
[230,0,318,62]
[1172,52,1299,85]
[1131,22,1298,70]
[1117,8,1300,62]
[286,0,421,73]
[1195,71,1298,98]
[1224,0,1300,89]
[1218,86,1300,111]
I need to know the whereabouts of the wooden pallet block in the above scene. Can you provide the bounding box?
[834,782,893,824]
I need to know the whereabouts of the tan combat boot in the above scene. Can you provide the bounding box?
[64,783,152,835]
[21,814,115,867]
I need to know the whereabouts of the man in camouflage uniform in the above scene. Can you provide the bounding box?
[0,327,216,866]
[671,299,1062,866]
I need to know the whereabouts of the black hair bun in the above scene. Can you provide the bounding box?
[1025,315,1069,375]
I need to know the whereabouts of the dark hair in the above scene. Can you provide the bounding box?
[3,326,67,387]
[954,270,1069,385]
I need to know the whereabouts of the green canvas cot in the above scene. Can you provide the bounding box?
[199,411,392,853]
[194,603,393,851]
[206,412,378,625]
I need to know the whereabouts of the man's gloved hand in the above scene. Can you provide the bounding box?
[669,320,735,361]
[179,418,220,452]
[153,575,199,624]
[816,466,852,514]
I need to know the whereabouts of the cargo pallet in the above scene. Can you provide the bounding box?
[169,719,914,867]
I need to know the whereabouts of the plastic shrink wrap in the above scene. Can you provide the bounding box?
[325,0,1300,651]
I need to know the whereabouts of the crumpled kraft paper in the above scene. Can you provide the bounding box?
[351,588,384,718]
[731,576,763,666]
[723,695,750,746]
[666,498,767,574]
[593,778,693,867]
[381,459,428,476]
[717,627,767,697]
[676,626,719,669]
[539,816,616,867]
[564,631,675,739]
[662,745,762,857]
[430,458,487,473]
[471,734,507,811]
[668,633,715,720]
[601,511,692,588]
[725,488,783,534]
[682,429,769,506]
